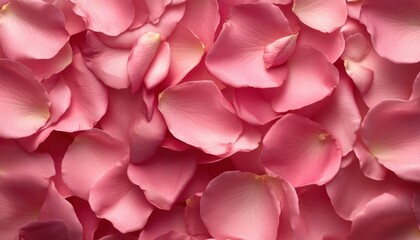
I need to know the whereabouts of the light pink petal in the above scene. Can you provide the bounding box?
[128,31,161,93]
[71,0,134,36]
[55,46,108,132]
[83,32,130,89]
[0,139,55,178]
[293,0,347,33]
[205,2,290,88]
[100,89,167,164]
[20,43,73,81]
[0,0,69,59]
[353,137,388,180]
[18,220,68,240]
[360,0,420,63]
[139,206,188,240]
[89,162,153,233]
[185,194,210,238]
[262,113,342,187]
[0,174,49,240]
[164,25,205,87]
[361,99,420,182]
[200,171,281,240]
[41,76,72,127]
[233,88,280,125]
[342,32,420,107]
[159,81,243,155]
[263,34,298,68]
[297,25,345,63]
[326,154,390,220]
[349,193,419,240]
[271,46,339,112]
[181,0,219,51]
[312,76,361,156]
[38,183,83,240]
[295,186,351,240]
[144,41,170,89]
[0,59,50,139]
[127,149,197,210]
[62,129,129,199]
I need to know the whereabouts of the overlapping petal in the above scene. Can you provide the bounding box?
[205,2,290,88]
[360,0,420,63]
[361,99,420,182]
[262,113,341,187]
[0,59,50,139]
[0,0,69,59]
[158,80,243,155]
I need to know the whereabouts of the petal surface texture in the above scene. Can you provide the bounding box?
[0,59,50,138]
[205,2,290,88]
[293,0,347,33]
[361,99,420,182]
[158,81,243,155]
[262,114,342,187]
[0,0,69,59]
[200,171,281,240]
[360,0,420,63]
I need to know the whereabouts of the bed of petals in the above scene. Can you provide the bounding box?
[2,0,420,239]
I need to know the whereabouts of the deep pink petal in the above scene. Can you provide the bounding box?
[205,2,290,88]
[361,99,420,182]
[54,46,108,132]
[312,76,361,156]
[38,183,83,240]
[71,0,134,36]
[127,149,197,210]
[89,162,153,233]
[271,46,339,112]
[139,206,188,240]
[293,0,347,33]
[158,81,243,155]
[0,59,50,138]
[349,193,419,240]
[62,129,129,199]
[200,171,281,240]
[185,194,210,238]
[0,139,55,178]
[295,186,351,240]
[181,0,220,51]
[262,113,341,187]
[0,174,49,240]
[18,220,68,240]
[100,89,166,164]
[360,0,420,63]
[144,0,170,22]
[0,0,69,59]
